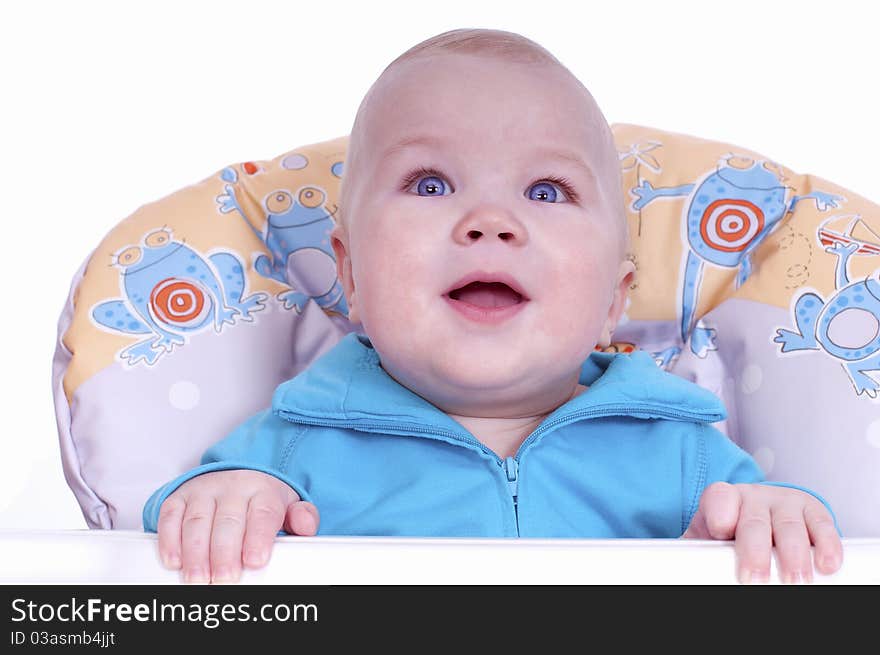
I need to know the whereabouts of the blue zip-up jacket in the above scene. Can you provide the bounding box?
[143,332,835,537]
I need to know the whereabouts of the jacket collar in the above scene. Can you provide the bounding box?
[272,333,726,435]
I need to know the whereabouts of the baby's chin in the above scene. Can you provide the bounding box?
[424,348,549,395]
[378,342,581,415]
[370,329,576,396]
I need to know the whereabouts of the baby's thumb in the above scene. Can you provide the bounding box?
[683,481,741,541]
[283,500,320,536]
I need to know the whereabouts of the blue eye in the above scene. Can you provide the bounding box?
[527,181,566,203]
[401,168,575,202]
[403,167,452,197]
[416,175,448,196]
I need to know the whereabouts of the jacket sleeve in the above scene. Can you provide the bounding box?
[683,424,839,535]
[142,408,313,533]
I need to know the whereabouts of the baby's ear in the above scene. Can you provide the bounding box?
[330,224,359,324]
[597,258,636,348]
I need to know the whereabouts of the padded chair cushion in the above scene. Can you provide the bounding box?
[612,125,880,537]
[53,126,880,535]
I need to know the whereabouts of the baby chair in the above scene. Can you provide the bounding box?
[52,124,880,539]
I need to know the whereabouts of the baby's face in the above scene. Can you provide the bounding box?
[332,53,633,416]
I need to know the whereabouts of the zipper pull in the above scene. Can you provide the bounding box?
[503,456,519,503]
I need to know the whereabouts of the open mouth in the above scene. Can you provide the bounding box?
[442,273,529,324]
[447,281,525,308]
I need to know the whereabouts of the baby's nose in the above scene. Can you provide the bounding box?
[453,206,526,245]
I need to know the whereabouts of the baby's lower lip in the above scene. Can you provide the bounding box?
[442,295,528,325]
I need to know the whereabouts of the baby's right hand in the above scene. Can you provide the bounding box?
[156,469,319,584]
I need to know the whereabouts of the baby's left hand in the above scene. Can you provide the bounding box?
[682,482,843,584]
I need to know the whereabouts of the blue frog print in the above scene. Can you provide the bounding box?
[631,155,843,358]
[650,346,682,371]
[774,234,880,399]
[91,228,267,365]
[216,161,348,316]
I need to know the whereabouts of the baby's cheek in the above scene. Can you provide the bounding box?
[542,257,615,340]
[553,242,613,298]
[549,302,603,343]
[355,252,429,331]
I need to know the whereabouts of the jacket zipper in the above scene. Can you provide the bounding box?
[275,402,721,536]
[503,456,519,535]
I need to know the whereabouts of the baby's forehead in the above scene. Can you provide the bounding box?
[373,53,596,117]
[361,57,607,160]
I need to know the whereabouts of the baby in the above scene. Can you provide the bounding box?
[143,28,843,584]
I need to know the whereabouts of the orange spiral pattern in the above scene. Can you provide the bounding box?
[699,198,764,252]
[149,278,210,327]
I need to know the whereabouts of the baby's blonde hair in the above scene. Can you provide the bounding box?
[337,28,628,255]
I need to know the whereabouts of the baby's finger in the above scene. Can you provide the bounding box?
[241,492,287,569]
[284,501,320,536]
[770,505,812,584]
[805,502,843,575]
[699,482,741,540]
[209,497,249,584]
[180,496,217,584]
[734,499,772,584]
[156,495,185,569]
[681,482,740,540]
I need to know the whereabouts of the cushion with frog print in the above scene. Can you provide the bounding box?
[55,126,880,536]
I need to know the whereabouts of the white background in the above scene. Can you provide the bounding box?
[2,0,877,529]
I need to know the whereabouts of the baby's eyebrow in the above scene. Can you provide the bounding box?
[532,147,599,183]
[380,135,600,188]
[380,134,446,162]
